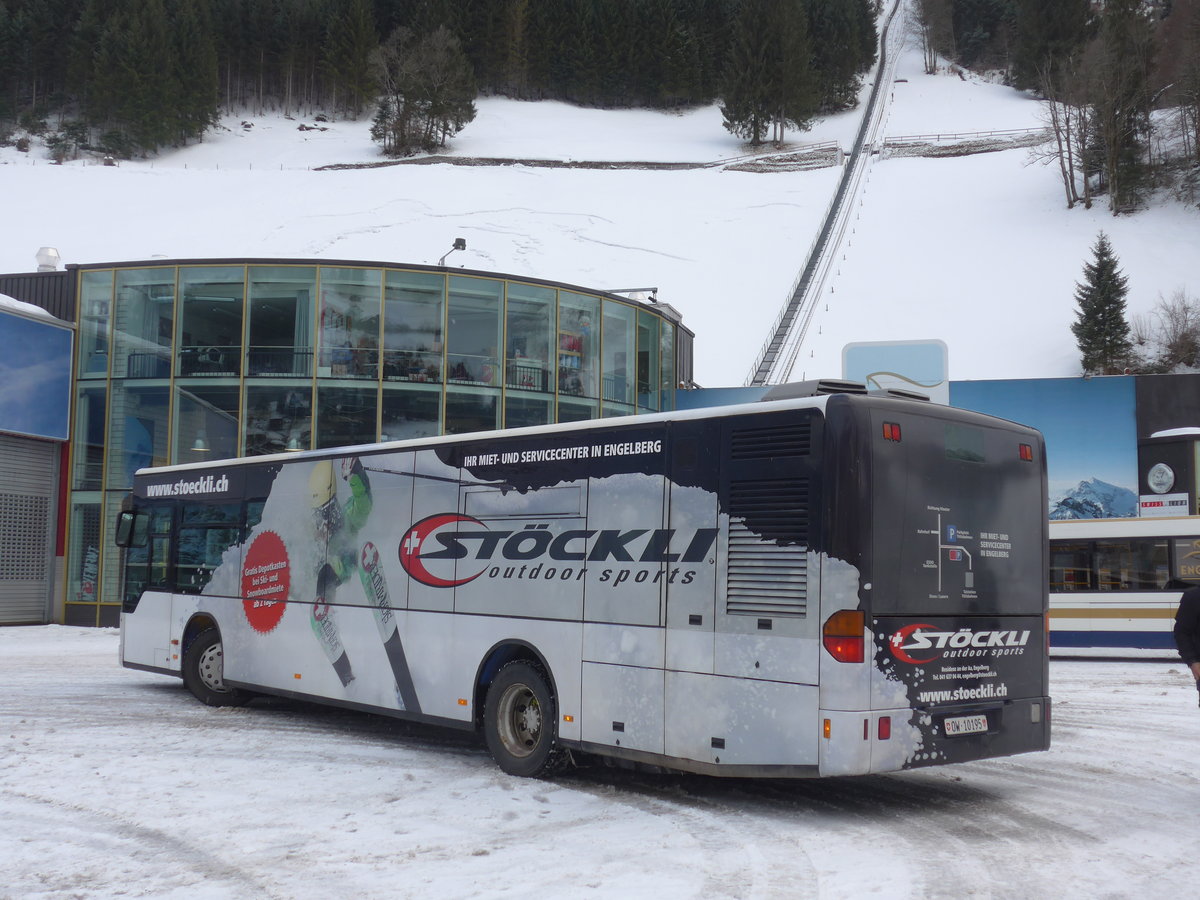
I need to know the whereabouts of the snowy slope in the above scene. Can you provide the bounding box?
[0,10,1196,390]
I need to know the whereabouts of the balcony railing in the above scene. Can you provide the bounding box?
[178,345,240,377]
[246,347,313,377]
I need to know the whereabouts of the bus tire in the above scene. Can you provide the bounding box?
[484,660,563,777]
[182,627,250,708]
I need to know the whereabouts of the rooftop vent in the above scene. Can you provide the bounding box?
[867,387,930,402]
[760,379,868,401]
[35,247,60,272]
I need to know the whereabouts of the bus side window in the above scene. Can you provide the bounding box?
[176,502,242,595]
[245,499,266,536]
[147,507,174,587]
[1049,541,1093,591]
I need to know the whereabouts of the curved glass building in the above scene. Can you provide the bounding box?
[66,258,693,625]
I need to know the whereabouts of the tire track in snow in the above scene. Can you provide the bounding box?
[2,789,285,900]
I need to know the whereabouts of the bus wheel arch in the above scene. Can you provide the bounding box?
[181,620,250,708]
[475,642,564,777]
[181,614,217,661]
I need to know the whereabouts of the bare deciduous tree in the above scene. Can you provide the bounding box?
[911,0,954,75]
[1136,291,1200,372]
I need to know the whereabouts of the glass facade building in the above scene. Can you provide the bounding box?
[65,259,692,626]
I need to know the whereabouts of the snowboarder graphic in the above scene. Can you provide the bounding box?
[307,457,372,687]
[308,456,421,711]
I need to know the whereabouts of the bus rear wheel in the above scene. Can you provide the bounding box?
[484,661,563,777]
[182,627,250,707]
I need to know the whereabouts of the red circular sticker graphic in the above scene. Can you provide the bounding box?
[241,531,291,633]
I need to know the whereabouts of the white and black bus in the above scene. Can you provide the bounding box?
[117,383,1051,778]
[1049,516,1200,652]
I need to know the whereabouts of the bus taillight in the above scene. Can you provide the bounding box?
[1019,443,1034,461]
[822,610,865,663]
[882,422,902,442]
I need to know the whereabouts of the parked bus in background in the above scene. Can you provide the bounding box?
[117,381,1051,777]
[1049,516,1200,652]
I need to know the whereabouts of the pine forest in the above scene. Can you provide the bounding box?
[1,0,1198,208]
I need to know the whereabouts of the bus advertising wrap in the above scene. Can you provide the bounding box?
[120,396,1050,778]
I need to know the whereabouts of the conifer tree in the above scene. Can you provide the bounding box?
[168,0,219,143]
[324,0,378,118]
[1071,231,1133,375]
[721,0,817,146]
[1093,0,1155,213]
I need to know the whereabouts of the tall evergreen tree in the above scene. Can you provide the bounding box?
[808,0,875,111]
[168,0,219,143]
[721,0,817,146]
[1011,0,1090,93]
[324,0,377,117]
[1071,231,1133,374]
[1092,0,1156,213]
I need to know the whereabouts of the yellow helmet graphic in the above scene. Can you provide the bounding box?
[309,460,336,509]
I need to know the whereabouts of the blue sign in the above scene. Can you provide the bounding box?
[0,307,73,441]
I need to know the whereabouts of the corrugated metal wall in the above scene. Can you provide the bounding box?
[0,432,57,624]
[0,270,74,321]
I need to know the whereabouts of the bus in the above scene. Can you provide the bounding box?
[1049,516,1200,652]
[116,382,1051,778]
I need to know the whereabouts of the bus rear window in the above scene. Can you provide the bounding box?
[944,424,985,463]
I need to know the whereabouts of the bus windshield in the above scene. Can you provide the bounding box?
[868,408,1046,617]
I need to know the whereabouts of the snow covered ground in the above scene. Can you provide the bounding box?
[2,4,1196,388]
[1,625,1197,899]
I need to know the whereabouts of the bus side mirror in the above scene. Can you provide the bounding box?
[114,510,147,548]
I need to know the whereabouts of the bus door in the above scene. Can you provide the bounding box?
[118,503,176,671]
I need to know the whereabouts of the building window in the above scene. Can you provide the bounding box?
[244,383,312,455]
[113,268,174,380]
[506,283,555,396]
[637,310,661,411]
[319,267,381,380]
[177,266,244,377]
[382,383,441,441]
[316,385,378,449]
[447,276,502,387]
[78,270,113,380]
[446,387,499,434]
[660,321,676,410]
[602,300,635,414]
[106,384,170,490]
[174,384,240,463]
[505,393,552,429]
[384,270,444,384]
[247,266,315,376]
[72,385,106,490]
[558,291,598,400]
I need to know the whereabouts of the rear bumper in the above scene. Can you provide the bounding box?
[818,696,1051,776]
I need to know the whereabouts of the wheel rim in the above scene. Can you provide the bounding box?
[496,682,542,759]
[197,641,230,694]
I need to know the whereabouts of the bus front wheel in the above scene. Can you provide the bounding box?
[182,627,250,708]
[484,661,563,777]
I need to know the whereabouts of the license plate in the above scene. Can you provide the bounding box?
[943,714,989,736]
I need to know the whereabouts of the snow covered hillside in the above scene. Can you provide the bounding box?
[1,10,1196,388]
